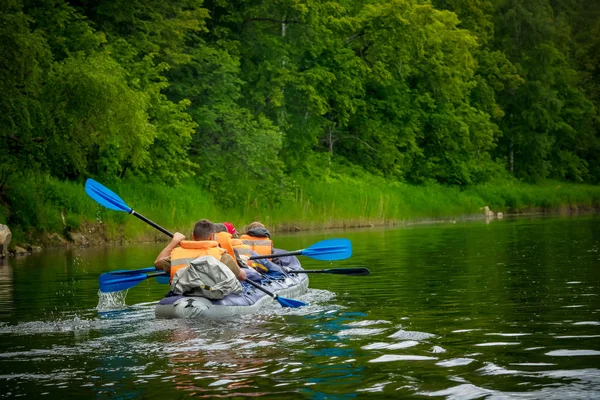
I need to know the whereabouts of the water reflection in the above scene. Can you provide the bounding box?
[1,215,599,398]
[164,320,278,396]
[0,261,13,316]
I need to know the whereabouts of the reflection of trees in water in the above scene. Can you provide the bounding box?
[165,324,278,397]
[0,261,13,315]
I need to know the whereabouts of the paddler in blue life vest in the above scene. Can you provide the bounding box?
[154,219,247,282]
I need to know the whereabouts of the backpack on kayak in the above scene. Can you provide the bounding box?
[170,255,243,299]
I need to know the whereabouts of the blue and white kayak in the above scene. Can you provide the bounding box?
[155,254,308,319]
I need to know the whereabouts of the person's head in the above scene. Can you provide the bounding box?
[193,219,216,240]
[213,223,228,233]
[245,221,265,233]
[223,222,237,235]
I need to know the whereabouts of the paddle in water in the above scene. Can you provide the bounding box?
[99,266,171,292]
[99,270,167,293]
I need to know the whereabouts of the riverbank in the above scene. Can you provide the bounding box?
[1,175,599,253]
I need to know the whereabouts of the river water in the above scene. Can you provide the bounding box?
[1,214,599,399]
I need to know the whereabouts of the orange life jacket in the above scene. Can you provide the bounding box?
[232,239,265,271]
[215,231,235,258]
[231,238,252,258]
[170,240,226,281]
[240,234,272,256]
[230,238,246,247]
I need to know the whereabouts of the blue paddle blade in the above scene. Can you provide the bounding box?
[109,267,157,276]
[99,272,149,293]
[85,179,132,213]
[276,296,308,308]
[156,275,170,284]
[301,238,352,261]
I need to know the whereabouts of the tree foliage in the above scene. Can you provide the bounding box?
[1,0,599,219]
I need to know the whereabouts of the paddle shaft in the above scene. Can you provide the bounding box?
[287,268,370,276]
[131,211,173,238]
[249,250,301,260]
[146,272,167,278]
[243,274,307,308]
[244,279,279,299]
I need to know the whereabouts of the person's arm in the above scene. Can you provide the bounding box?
[154,232,185,271]
[221,253,246,281]
[154,256,171,273]
[233,248,246,269]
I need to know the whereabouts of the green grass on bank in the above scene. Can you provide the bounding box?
[265,179,600,230]
[1,174,599,245]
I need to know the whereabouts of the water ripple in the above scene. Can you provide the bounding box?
[546,350,600,356]
[361,341,419,350]
[336,328,387,337]
[420,383,496,399]
[345,320,391,327]
[436,358,475,367]
[555,335,600,339]
[2,218,600,398]
[369,354,438,363]
[474,342,521,347]
[388,329,435,341]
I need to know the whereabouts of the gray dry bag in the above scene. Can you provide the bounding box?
[170,255,243,299]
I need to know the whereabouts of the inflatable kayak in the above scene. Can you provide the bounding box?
[155,253,308,319]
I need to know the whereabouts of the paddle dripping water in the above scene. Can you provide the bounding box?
[1,214,599,398]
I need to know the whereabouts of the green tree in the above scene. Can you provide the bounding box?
[80,0,204,183]
[40,53,156,180]
[0,0,52,176]
[165,25,287,207]
[343,1,501,184]
[493,0,596,181]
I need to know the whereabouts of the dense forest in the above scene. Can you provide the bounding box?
[1,0,599,236]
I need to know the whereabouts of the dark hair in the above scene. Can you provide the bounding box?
[193,219,215,240]
[213,223,228,233]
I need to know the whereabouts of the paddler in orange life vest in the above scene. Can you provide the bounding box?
[154,219,247,282]
[213,222,238,260]
[215,221,284,274]
[240,222,287,273]
[213,222,265,281]
[241,221,273,256]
